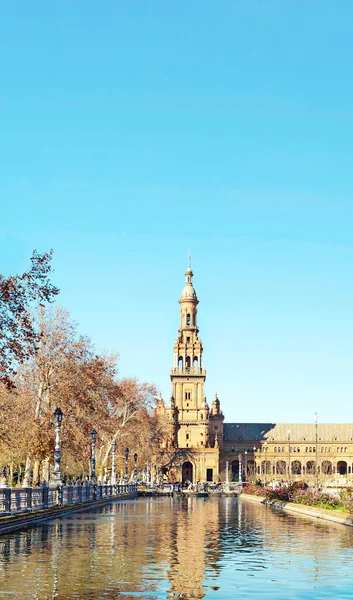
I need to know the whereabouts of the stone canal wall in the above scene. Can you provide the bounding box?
[0,483,138,535]
[242,493,353,528]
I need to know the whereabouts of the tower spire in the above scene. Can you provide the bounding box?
[188,249,191,269]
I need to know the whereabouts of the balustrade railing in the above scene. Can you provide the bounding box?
[0,483,137,515]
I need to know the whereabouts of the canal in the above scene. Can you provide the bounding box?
[1,497,353,599]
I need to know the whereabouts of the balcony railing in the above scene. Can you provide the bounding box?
[170,368,206,376]
[0,482,137,515]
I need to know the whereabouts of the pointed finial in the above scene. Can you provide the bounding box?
[188,249,191,269]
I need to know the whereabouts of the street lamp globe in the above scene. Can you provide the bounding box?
[54,407,63,427]
[90,429,97,443]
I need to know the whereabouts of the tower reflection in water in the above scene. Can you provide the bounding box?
[1,497,353,598]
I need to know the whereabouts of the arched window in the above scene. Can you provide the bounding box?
[178,357,183,372]
[186,313,191,326]
[186,433,189,440]
[193,356,198,372]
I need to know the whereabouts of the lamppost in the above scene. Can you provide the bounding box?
[111,441,117,485]
[244,451,247,483]
[134,453,138,482]
[263,442,268,486]
[90,429,97,483]
[287,429,291,485]
[50,407,63,487]
[253,447,257,482]
[315,412,318,489]
[125,447,130,480]
[238,453,243,485]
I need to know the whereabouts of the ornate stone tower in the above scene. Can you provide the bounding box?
[209,393,224,449]
[169,256,210,450]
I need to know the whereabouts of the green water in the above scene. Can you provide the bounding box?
[0,496,353,598]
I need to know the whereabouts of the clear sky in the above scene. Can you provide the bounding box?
[1,2,353,423]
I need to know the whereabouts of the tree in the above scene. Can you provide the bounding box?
[0,303,167,484]
[97,377,162,477]
[0,250,59,387]
[12,305,118,481]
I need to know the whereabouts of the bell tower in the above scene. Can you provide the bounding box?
[169,256,209,449]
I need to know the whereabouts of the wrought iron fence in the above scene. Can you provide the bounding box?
[0,483,137,515]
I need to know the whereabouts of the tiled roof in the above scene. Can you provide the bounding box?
[223,423,353,443]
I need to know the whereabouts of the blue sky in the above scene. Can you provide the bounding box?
[1,2,353,422]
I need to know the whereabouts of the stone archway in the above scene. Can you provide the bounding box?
[306,461,315,474]
[182,461,193,484]
[291,460,302,475]
[246,459,256,479]
[231,460,239,481]
[261,461,271,475]
[276,460,286,475]
[321,460,333,475]
[337,461,347,475]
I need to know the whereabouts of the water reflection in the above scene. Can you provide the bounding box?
[0,497,353,598]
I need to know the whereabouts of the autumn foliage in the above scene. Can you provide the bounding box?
[0,252,165,484]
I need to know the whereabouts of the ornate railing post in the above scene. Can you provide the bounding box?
[26,487,32,511]
[42,482,49,509]
[56,485,63,506]
[0,488,11,513]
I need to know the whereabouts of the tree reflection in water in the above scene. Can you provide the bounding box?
[0,497,353,598]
